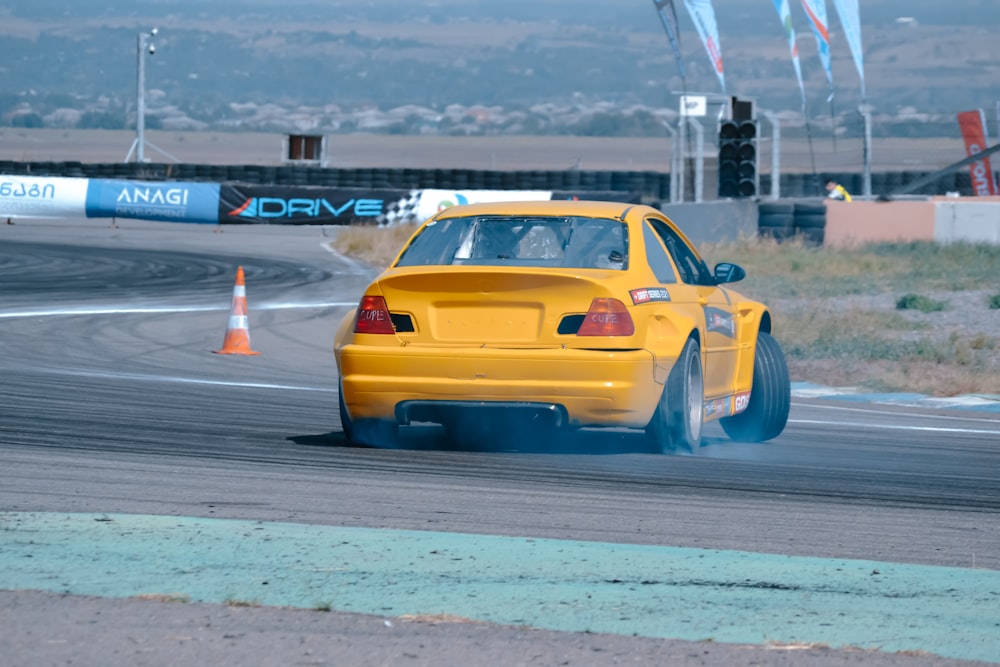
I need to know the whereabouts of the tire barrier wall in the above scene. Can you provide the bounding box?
[758,199,826,245]
[6,167,994,247]
[0,161,672,202]
[0,159,984,202]
[2,175,639,226]
[761,196,1000,247]
[762,171,975,199]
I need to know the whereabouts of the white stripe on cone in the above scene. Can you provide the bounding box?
[214,266,260,355]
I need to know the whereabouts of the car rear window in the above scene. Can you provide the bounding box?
[395,215,628,269]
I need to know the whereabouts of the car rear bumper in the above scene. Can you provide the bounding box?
[339,345,662,428]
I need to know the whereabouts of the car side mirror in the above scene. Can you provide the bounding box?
[713,262,746,284]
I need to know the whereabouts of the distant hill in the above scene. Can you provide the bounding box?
[1,0,997,137]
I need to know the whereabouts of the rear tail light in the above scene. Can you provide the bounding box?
[577,298,635,336]
[354,295,395,334]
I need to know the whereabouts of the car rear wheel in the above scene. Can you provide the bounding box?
[646,337,703,453]
[351,419,399,447]
[720,331,790,442]
[339,380,398,447]
[338,380,354,441]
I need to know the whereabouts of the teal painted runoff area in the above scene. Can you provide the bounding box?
[2,512,998,662]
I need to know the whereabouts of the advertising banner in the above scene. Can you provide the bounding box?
[406,189,553,224]
[219,185,411,225]
[652,0,686,80]
[86,180,220,223]
[957,110,999,197]
[0,176,88,219]
[219,187,637,226]
[683,0,725,92]
[772,0,806,105]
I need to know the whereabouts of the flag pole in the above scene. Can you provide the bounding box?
[802,100,820,195]
[828,93,837,152]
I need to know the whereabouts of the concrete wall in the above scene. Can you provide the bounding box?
[933,197,1000,245]
[825,196,1000,247]
[824,200,936,247]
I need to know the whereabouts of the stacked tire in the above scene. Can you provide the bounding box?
[792,201,826,245]
[757,201,794,241]
[758,200,826,246]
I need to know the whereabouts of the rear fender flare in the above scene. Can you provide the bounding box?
[732,304,771,394]
[647,312,698,384]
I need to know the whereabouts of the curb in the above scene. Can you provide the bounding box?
[791,382,1000,413]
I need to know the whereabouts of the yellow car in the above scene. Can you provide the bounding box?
[334,200,789,452]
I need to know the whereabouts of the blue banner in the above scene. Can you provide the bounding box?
[85,180,220,223]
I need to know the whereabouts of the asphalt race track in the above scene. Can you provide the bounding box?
[1,218,998,666]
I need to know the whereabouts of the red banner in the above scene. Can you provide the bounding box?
[957,109,998,196]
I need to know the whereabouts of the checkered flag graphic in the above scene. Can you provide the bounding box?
[376,190,423,227]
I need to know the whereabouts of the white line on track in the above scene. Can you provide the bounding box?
[36,367,336,393]
[792,400,1000,425]
[789,419,1000,435]
[320,240,373,272]
[0,302,356,319]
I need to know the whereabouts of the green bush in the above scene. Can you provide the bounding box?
[896,293,947,312]
[989,294,1000,310]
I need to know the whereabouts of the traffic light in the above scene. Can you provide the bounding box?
[717,119,757,198]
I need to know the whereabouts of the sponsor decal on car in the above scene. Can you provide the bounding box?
[704,306,736,337]
[734,391,751,414]
[703,397,731,419]
[629,287,671,304]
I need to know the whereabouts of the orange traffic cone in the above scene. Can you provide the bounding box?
[213,266,260,355]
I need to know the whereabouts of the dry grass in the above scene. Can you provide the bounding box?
[333,222,419,268]
[700,237,1000,296]
[398,613,483,625]
[331,228,1000,396]
[223,598,261,608]
[132,593,191,603]
[701,238,1000,396]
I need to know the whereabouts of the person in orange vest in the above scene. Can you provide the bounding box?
[826,179,852,201]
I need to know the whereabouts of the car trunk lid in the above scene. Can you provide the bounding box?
[373,268,627,346]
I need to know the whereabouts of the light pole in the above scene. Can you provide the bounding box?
[126,28,157,163]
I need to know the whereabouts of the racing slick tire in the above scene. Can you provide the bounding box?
[646,337,704,454]
[338,380,354,441]
[720,331,790,443]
